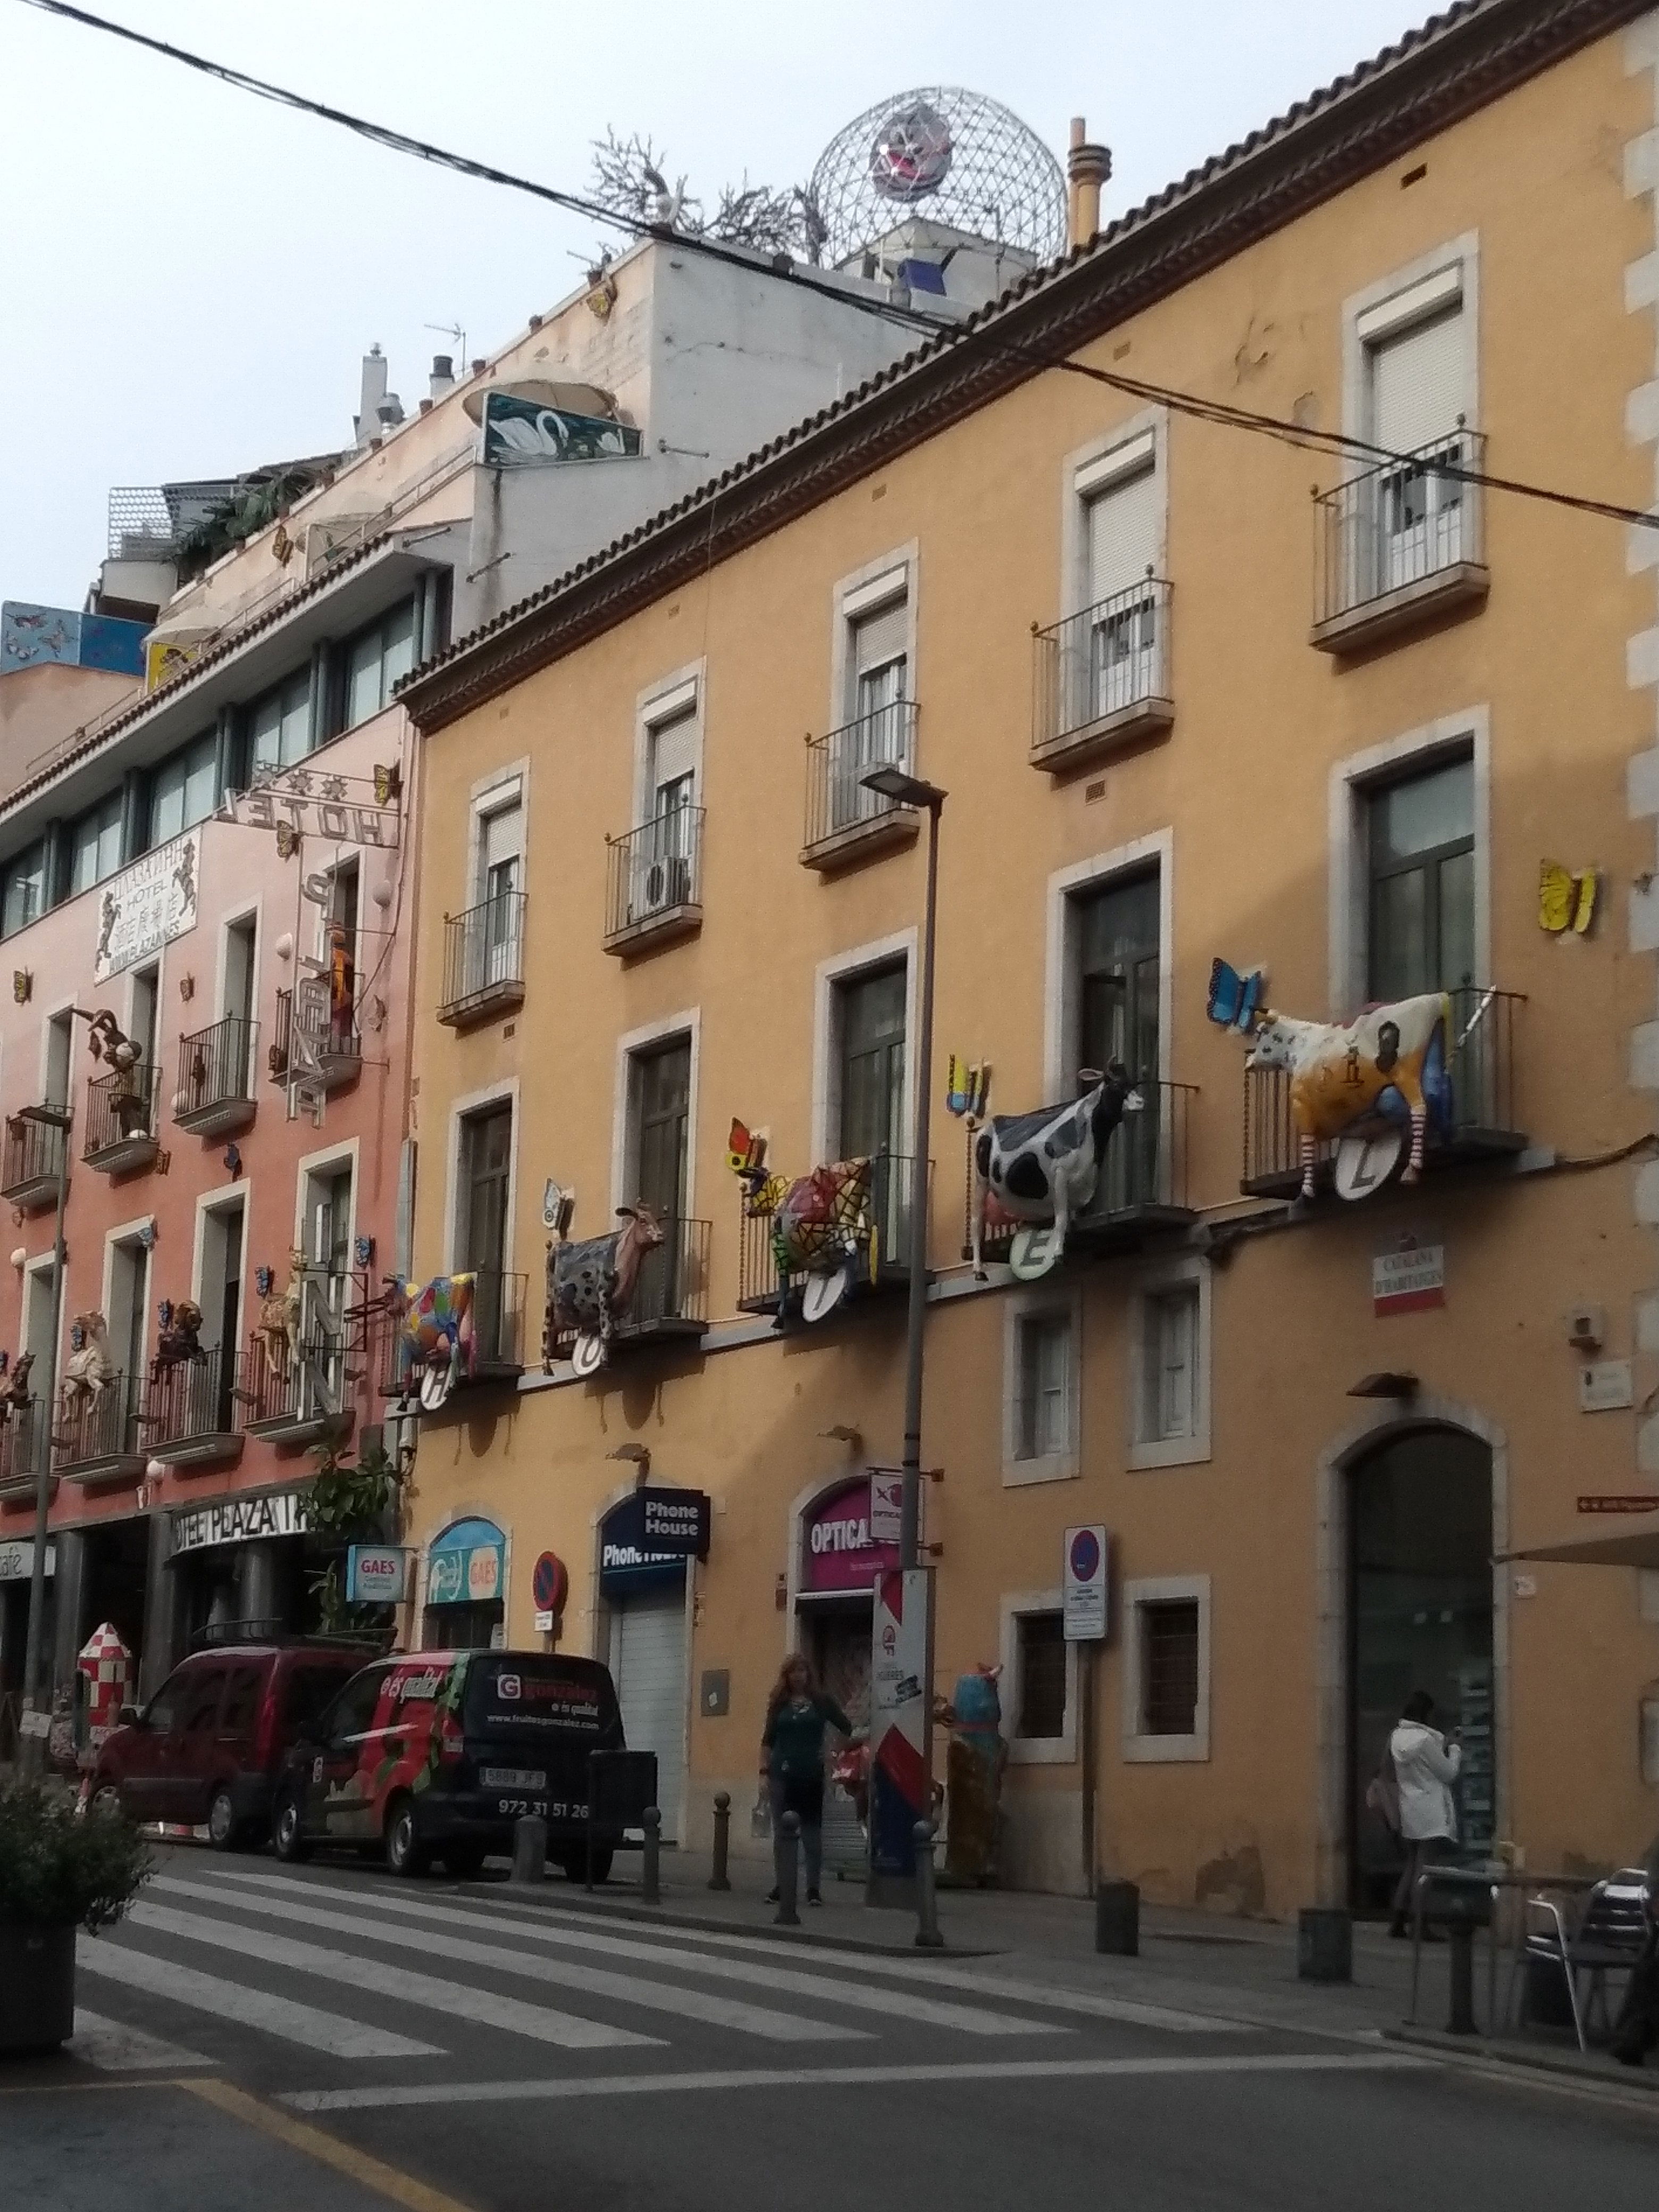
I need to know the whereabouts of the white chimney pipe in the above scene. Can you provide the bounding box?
[429,354,455,401]
[355,345,389,445]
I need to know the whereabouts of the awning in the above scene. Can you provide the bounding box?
[1501,1513,1659,1570]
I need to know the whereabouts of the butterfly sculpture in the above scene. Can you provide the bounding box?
[1538,861,1598,937]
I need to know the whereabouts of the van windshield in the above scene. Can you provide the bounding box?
[463,1656,619,1744]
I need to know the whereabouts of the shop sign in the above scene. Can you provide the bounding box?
[868,1470,903,1546]
[1062,1525,1109,1642]
[426,1519,506,1608]
[172,1489,309,1555]
[1372,1241,1445,1317]
[346,1545,408,1604]
[0,1538,52,1582]
[869,1568,934,1883]
[1577,1495,1659,1514]
[1579,1361,1634,1413]
[599,1492,692,1597]
[92,828,199,987]
[800,1477,901,1595]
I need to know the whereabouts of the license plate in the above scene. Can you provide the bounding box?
[481,1768,546,1790]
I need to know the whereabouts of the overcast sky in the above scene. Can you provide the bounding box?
[2,0,1433,610]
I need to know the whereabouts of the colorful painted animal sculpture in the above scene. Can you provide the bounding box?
[546,1203,666,1365]
[969,1065,1138,1278]
[398,1273,476,1393]
[60,1311,112,1412]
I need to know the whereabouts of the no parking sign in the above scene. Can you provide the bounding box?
[1062,1525,1109,1642]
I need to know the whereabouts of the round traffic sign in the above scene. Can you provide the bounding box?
[1068,1527,1102,1582]
[531,1550,568,1615]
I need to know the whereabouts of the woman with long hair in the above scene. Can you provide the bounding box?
[759,1651,850,1906]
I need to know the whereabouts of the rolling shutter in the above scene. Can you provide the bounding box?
[608,1580,688,1841]
[1369,306,1464,456]
[1087,461,1158,608]
[482,800,521,874]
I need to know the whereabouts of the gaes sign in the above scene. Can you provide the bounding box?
[346,1545,408,1604]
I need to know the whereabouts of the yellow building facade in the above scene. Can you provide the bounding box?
[396,3,1659,1912]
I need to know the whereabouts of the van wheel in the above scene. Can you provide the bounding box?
[206,1788,246,1853]
[384,1796,431,1878]
[272,1789,312,1864]
[560,1846,613,1886]
[89,1779,124,1822]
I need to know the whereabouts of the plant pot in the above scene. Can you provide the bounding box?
[0,1923,76,2054]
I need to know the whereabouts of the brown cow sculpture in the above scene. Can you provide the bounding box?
[544,1202,665,1375]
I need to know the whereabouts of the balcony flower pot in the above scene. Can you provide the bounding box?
[0,1778,150,2055]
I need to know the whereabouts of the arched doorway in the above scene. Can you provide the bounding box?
[421,1517,506,1650]
[1348,1424,1494,1912]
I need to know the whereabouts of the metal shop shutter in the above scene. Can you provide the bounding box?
[608,1580,688,1842]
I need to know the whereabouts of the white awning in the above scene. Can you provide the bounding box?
[1501,1514,1659,1570]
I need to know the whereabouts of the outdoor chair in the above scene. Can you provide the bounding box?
[1509,1871,1653,2051]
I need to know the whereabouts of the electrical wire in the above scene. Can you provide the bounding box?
[18,0,1659,537]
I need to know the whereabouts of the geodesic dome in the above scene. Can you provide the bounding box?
[807,87,1067,270]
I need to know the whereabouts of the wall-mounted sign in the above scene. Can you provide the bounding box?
[1577,1495,1659,1514]
[869,1567,934,1884]
[1372,1242,1445,1318]
[531,1551,569,1618]
[172,1488,308,1555]
[145,638,201,691]
[1062,1524,1109,1642]
[1579,1360,1635,1413]
[868,1470,903,1546]
[215,773,400,850]
[0,1538,52,1582]
[799,1476,901,1596]
[426,1517,505,1608]
[481,390,642,466]
[598,1489,707,1597]
[346,1545,408,1604]
[92,829,199,987]
[2,601,146,676]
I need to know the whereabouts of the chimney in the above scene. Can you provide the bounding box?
[376,395,406,432]
[430,354,455,402]
[354,344,388,444]
[1066,117,1111,249]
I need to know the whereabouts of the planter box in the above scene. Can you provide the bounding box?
[0,1921,75,2052]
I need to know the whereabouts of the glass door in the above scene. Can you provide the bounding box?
[838,964,907,1262]
[633,1041,690,1317]
[1076,872,1160,1212]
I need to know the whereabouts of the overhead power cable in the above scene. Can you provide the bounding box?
[19,0,1659,535]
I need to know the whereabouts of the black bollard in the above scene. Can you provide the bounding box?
[1447,1920,1478,2035]
[709,1791,732,1891]
[1297,1906,1353,1984]
[642,1806,661,1906]
[914,1820,945,1950]
[1095,1879,1139,1957]
[775,1810,801,1927]
[511,1814,547,1885]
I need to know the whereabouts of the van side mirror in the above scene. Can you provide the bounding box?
[116,1705,141,1729]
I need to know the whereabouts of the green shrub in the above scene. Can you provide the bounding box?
[0,1779,150,1932]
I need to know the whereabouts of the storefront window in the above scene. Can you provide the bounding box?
[423,1518,505,1650]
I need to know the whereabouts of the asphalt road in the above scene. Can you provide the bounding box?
[6,1845,1658,2212]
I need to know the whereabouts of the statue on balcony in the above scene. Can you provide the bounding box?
[258,1251,304,1373]
[60,1311,112,1415]
[1207,959,1453,1201]
[1,1351,34,1421]
[545,1195,665,1378]
[74,1008,147,1134]
[150,1299,205,1381]
[727,1121,874,1324]
[966,1064,1139,1281]
[397,1273,476,1409]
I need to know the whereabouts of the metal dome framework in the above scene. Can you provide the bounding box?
[807,86,1067,270]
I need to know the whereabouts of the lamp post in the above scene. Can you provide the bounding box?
[20,1100,72,1776]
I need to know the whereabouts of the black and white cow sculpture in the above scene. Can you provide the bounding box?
[970,1065,1138,1278]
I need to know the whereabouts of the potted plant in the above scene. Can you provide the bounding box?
[0,1778,150,2054]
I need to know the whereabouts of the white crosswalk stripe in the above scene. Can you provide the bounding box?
[200,1870,1066,2040]
[124,1899,658,2051]
[149,1874,867,2045]
[76,1939,442,2060]
[69,2006,213,2071]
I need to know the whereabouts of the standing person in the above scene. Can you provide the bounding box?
[1388,1689,1462,1938]
[759,1654,850,1906]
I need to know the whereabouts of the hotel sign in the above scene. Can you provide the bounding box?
[215,770,400,850]
[91,828,200,987]
[172,1489,309,1555]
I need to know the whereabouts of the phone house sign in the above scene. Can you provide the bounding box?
[172,1490,310,1555]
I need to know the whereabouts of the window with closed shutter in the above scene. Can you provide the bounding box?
[479,800,523,988]
[1367,304,1467,586]
[1085,461,1160,718]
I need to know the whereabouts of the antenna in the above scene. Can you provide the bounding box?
[424,319,466,366]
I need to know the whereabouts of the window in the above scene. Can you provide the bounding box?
[218,1663,262,1738]
[1,841,46,936]
[1366,753,1474,1001]
[1068,867,1161,1216]
[1017,1313,1069,1461]
[249,668,311,777]
[149,733,217,846]
[1081,435,1160,718]
[326,862,359,1046]
[44,1009,72,1109]
[836,963,906,1160]
[69,792,122,895]
[631,1038,691,1226]
[1122,1575,1211,1762]
[343,600,416,728]
[1016,1614,1067,1739]
[324,1665,388,1746]
[305,1163,353,1279]
[1364,296,1467,588]
[638,701,698,897]
[1000,1592,1076,1762]
[179,1666,228,1737]
[1143,1286,1196,1442]
[109,1237,149,1384]
[827,587,910,832]
[283,1664,348,1729]
[458,1099,514,1361]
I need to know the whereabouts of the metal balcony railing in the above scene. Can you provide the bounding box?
[803,700,919,858]
[82,1066,158,1167]
[234,1334,351,1437]
[439,891,526,1023]
[604,807,704,948]
[382,1269,529,1398]
[738,1153,920,1315]
[54,1372,146,1474]
[1032,581,1172,760]
[1242,985,1526,1197]
[1313,428,1487,633]
[174,1016,257,1132]
[0,1404,43,1498]
[2,1110,67,1203]
[141,1348,236,1452]
[544,1218,710,1363]
[269,988,361,1088]
[962,1079,1198,1261]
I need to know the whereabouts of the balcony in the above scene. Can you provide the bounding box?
[438,892,527,1027]
[140,1350,242,1471]
[83,1067,159,1177]
[544,1218,711,1365]
[801,701,920,872]
[0,1405,45,1505]
[738,1153,920,1319]
[1241,985,1526,1199]
[233,1334,354,1448]
[269,988,361,1095]
[1030,581,1174,773]
[963,1080,1199,1263]
[53,1374,147,1487]
[1311,429,1488,655]
[2,1110,68,1211]
[604,808,703,955]
[173,1017,258,1138]
[381,1269,529,1400]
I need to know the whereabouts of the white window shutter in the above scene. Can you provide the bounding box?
[1369,306,1464,455]
[852,596,907,674]
[482,800,522,872]
[1087,464,1158,607]
[648,707,698,794]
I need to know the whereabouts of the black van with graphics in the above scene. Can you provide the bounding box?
[271,1649,637,1880]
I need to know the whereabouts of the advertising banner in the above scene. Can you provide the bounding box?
[868,1566,934,1888]
[172,1489,308,1555]
[92,829,199,987]
[0,1538,52,1582]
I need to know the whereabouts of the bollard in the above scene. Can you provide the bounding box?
[709,1791,732,1891]
[1297,1906,1353,1984]
[1446,1920,1478,2036]
[913,1820,945,1950]
[641,1806,661,1906]
[1095,1879,1139,1957]
[511,1813,548,1885]
[775,1810,801,1927]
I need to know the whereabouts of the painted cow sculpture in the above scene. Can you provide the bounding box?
[728,1121,875,1316]
[544,1202,665,1367]
[398,1274,476,1394]
[969,1066,1137,1278]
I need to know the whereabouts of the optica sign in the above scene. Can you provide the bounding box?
[800,1477,901,1595]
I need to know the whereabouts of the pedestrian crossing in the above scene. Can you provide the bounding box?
[73,1857,1259,2089]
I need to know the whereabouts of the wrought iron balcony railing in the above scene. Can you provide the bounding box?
[962,1079,1198,1262]
[604,807,704,952]
[1312,428,1488,649]
[53,1372,146,1480]
[269,987,361,1093]
[439,891,527,1025]
[544,1218,710,1364]
[173,1016,257,1136]
[140,1348,241,1465]
[0,1403,43,1501]
[83,1067,159,1172]
[382,1269,529,1398]
[802,701,920,866]
[1031,581,1173,769]
[738,1153,920,1316]
[233,1333,353,1443]
[2,1110,68,1207]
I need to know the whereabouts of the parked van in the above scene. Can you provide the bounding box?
[271,1649,630,1879]
[90,1642,369,1848]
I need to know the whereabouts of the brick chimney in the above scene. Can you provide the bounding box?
[1067,117,1112,249]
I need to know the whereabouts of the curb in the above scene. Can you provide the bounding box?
[1384,2026,1659,2108]
[451,1878,1000,1958]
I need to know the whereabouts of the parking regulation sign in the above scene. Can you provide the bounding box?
[1062,1524,1109,1642]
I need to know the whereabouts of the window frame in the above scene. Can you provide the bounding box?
[811,931,916,1165]
[1001,1285,1082,1487]
[1120,1573,1211,1764]
[611,1011,700,1218]
[1061,408,1168,624]
[340,598,418,731]
[829,546,918,735]
[1128,1255,1212,1470]
[248,665,314,780]
[148,731,219,849]
[999,1589,1078,1765]
[1363,755,1477,1002]
[632,666,705,834]
[1,839,47,937]
[1342,234,1480,460]
[68,790,123,898]
[1044,831,1173,1099]
[442,1081,517,1277]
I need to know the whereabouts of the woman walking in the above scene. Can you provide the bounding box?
[760,1654,851,1906]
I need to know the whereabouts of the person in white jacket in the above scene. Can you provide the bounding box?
[1388,1689,1462,1938]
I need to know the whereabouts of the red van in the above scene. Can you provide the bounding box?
[271,1649,627,1880]
[90,1642,368,1848]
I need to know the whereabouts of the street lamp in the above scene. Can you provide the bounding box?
[19,1100,72,1775]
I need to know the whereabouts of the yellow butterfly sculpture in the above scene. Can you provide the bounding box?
[1539,862,1598,937]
